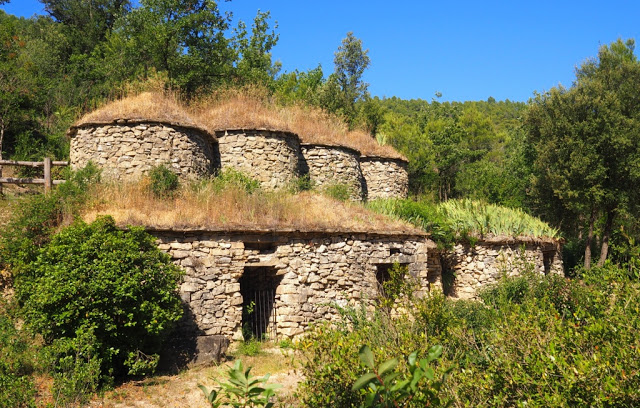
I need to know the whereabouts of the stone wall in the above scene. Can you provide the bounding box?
[300,144,366,201]
[215,130,301,190]
[153,229,438,340]
[70,122,215,180]
[443,240,563,300]
[360,156,409,199]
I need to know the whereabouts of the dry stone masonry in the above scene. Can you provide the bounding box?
[70,122,215,180]
[153,229,438,340]
[301,144,366,201]
[215,130,302,190]
[69,122,409,200]
[443,240,563,300]
[360,156,409,199]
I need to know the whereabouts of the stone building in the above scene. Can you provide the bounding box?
[69,119,409,200]
[437,237,564,300]
[152,228,438,340]
[70,120,215,180]
[301,144,367,201]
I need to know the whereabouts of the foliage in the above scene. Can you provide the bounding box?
[366,199,454,247]
[199,359,282,408]
[47,327,102,406]
[236,339,262,357]
[438,199,559,238]
[298,265,640,407]
[526,38,640,267]
[353,345,451,408]
[148,164,179,198]
[326,32,371,125]
[14,215,184,381]
[322,183,351,202]
[0,163,101,271]
[210,168,261,194]
[0,307,36,408]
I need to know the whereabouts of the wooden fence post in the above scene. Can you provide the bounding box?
[44,157,52,194]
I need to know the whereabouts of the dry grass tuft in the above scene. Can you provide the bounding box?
[81,180,421,234]
[74,91,197,128]
[193,88,405,159]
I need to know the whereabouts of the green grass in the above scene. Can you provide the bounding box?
[439,199,559,238]
[367,198,559,242]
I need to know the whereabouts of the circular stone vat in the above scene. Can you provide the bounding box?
[215,129,301,190]
[359,156,409,199]
[70,121,216,180]
[300,144,366,201]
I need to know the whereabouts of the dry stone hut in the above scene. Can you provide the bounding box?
[360,156,409,199]
[300,144,366,201]
[214,129,302,190]
[435,237,563,300]
[70,121,215,180]
[69,93,216,180]
[154,228,438,340]
[69,93,411,200]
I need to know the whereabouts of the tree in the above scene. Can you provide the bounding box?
[526,39,640,268]
[323,32,371,125]
[232,10,280,86]
[39,0,131,53]
[99,0,233,95]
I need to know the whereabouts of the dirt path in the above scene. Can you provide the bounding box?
[89,346,303,408]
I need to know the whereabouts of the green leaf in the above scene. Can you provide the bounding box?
[352,372,378,391]
[358,345,375,369]
[377,357,398,376]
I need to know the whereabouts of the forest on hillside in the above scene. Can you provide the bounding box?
[1,0,640,271]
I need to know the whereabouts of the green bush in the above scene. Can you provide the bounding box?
[366,199,454,248]
[298,266,640,407]
[211,168,261,194]
[199,359,281,408]
[288,174,314,193]
[323,183,351,201]
[15,216,184,382]
[0,309,36,408]
[148,165,179,198]
[0,163,101,271]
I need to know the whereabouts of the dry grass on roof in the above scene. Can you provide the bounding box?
[74,91,198,128]
[81,180,422,234]
[192,88,406,160]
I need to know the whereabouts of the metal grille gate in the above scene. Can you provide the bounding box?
[248,287,277,340]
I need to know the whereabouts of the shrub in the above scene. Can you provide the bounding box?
[353,345,451,407]
[298,266,640,407]
[0,163,101,272]
[366,199,454,248]
[211,168,261,194]
[148,165,179,198]
[199,359,281,408]
[0,309,36,408]
[323,183,351,201]
[15,216,184,382]
[288,174,314,193]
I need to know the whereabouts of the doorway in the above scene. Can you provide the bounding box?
[239,266,282,340]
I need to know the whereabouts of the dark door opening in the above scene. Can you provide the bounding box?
[542,251,555,274]
[239,266,282,340]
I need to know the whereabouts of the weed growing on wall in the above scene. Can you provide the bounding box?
[323,183,351,201]
[148,165,180,198]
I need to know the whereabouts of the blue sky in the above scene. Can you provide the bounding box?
[3,0,640,102]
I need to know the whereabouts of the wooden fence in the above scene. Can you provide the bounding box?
[0,158,68,194]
